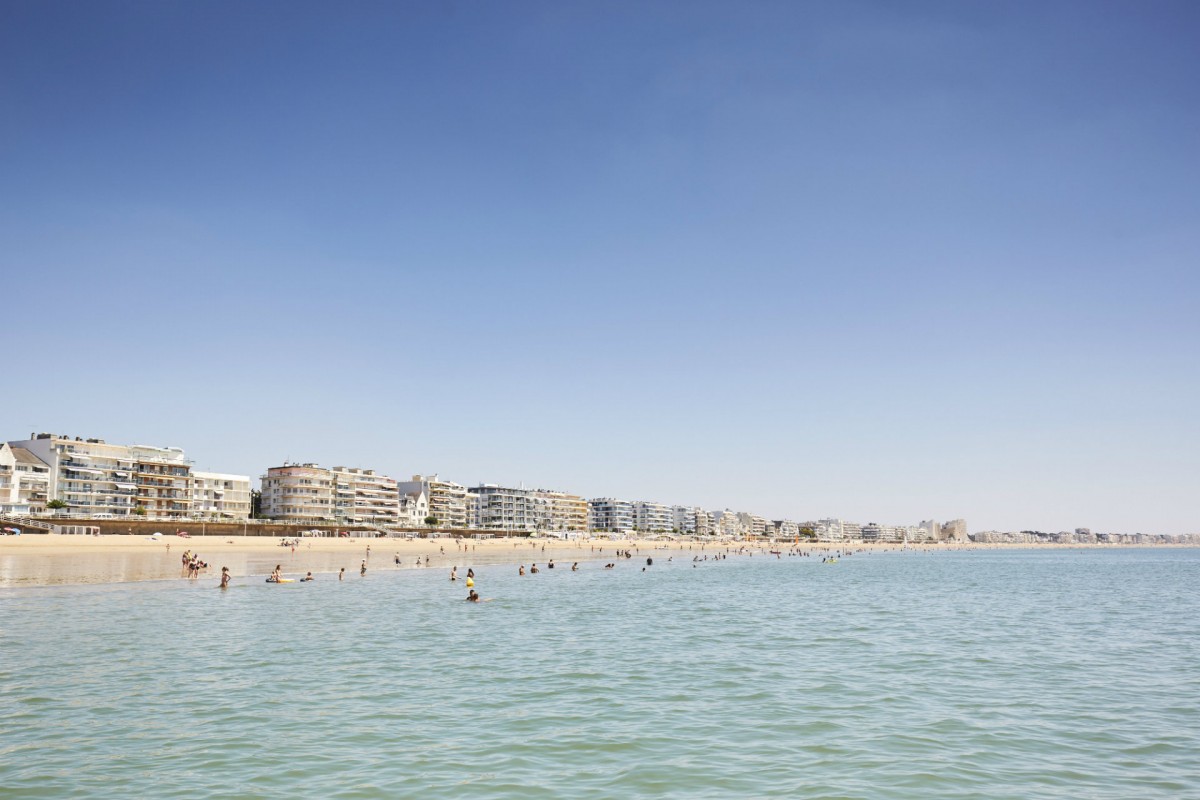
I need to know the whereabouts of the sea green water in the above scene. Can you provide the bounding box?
[1,548,1198,799]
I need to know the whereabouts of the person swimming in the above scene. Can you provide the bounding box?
[571,562,578,571]
[466,590,480,602]
[519,565,525,576]
[301,571,314,582]
[530,564,540,574]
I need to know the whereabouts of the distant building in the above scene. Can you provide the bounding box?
[588,498,633,533]
[191,471,252,519]
[396,475,468,529]
[261,463,334,520]
[331,467,400,523]
[632,500,673,533]
[942,519,968,541]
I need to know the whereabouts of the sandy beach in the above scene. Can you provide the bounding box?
[0,534,1168,588]
[0,533,765,588]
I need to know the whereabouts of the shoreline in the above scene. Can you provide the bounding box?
[1,534,1195,589]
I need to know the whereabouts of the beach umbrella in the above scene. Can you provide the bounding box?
[151,531,163,537]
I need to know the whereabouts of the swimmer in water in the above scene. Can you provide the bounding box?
[571,562,578,571]
[339,567,345,581]
[450,566,458,581]
[219,567,231,589]
[360,560,367,577]
[519,565,526,576]
[467,568,474,579]
[530,564,539,574]
[301,571,314,582]
[466,590,480,602]
[269,564,283,583]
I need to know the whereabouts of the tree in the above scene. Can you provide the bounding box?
[424,515,439,528]
[250,490,263,519]
[133,506,148,516]
[46,499,67,510]
[799,526,816,541]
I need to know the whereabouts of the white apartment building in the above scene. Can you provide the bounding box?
[711,509,741,537]
[9,433,194,518]
[261,463,334,520]
[588,498,633,533]
[920,519,941,541]
[672,505,698,535]
[396,475,468,529]
[332,466,400,523]
[736,512,768,537]
[191,471,252,519]
[772,519,800,538]
[0,442,51,515]
[632,500,673,533]
[469,484,541,531]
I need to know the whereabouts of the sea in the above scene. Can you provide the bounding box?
[1,547,1197,799]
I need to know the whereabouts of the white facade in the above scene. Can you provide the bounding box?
[632,500,673,533]
[400,489,430,527]
[332,466,400,523]
[10,434,193,518]
[588,498,633,533]
[396,475,468,529]
[0,443,51,515]
[261,463,334,520]
[191,471,252,519]
[711,509,741,537]
[470,485,540,531]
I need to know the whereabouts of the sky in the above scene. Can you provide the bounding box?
[1,1,1197,534]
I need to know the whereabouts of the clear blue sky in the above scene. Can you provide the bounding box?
[2,1,1197,534]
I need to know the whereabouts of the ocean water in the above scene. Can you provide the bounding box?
[1,547,1197,799]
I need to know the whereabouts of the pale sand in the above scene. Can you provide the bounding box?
[0,534,755,588]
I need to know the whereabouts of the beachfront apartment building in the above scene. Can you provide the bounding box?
[672,505,698,535]
[588,498,633,534]
[469,484,541,531]
[396,475,468,529]
[537,489,588,532]
[632,501,673,533]
[737,512,769,537]
[7,433,196,518]
[467,486,588,533]
[191,472,252,519]
[773,519,800,538]
[261,463,334,520]
[332,467,400,523]
[0,442,51,515]
[711,509,741,537]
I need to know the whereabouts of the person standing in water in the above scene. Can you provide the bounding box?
[450,566,458,581]
[360,560,367,577]
[219,567,231,589]
[339,567,345,581]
